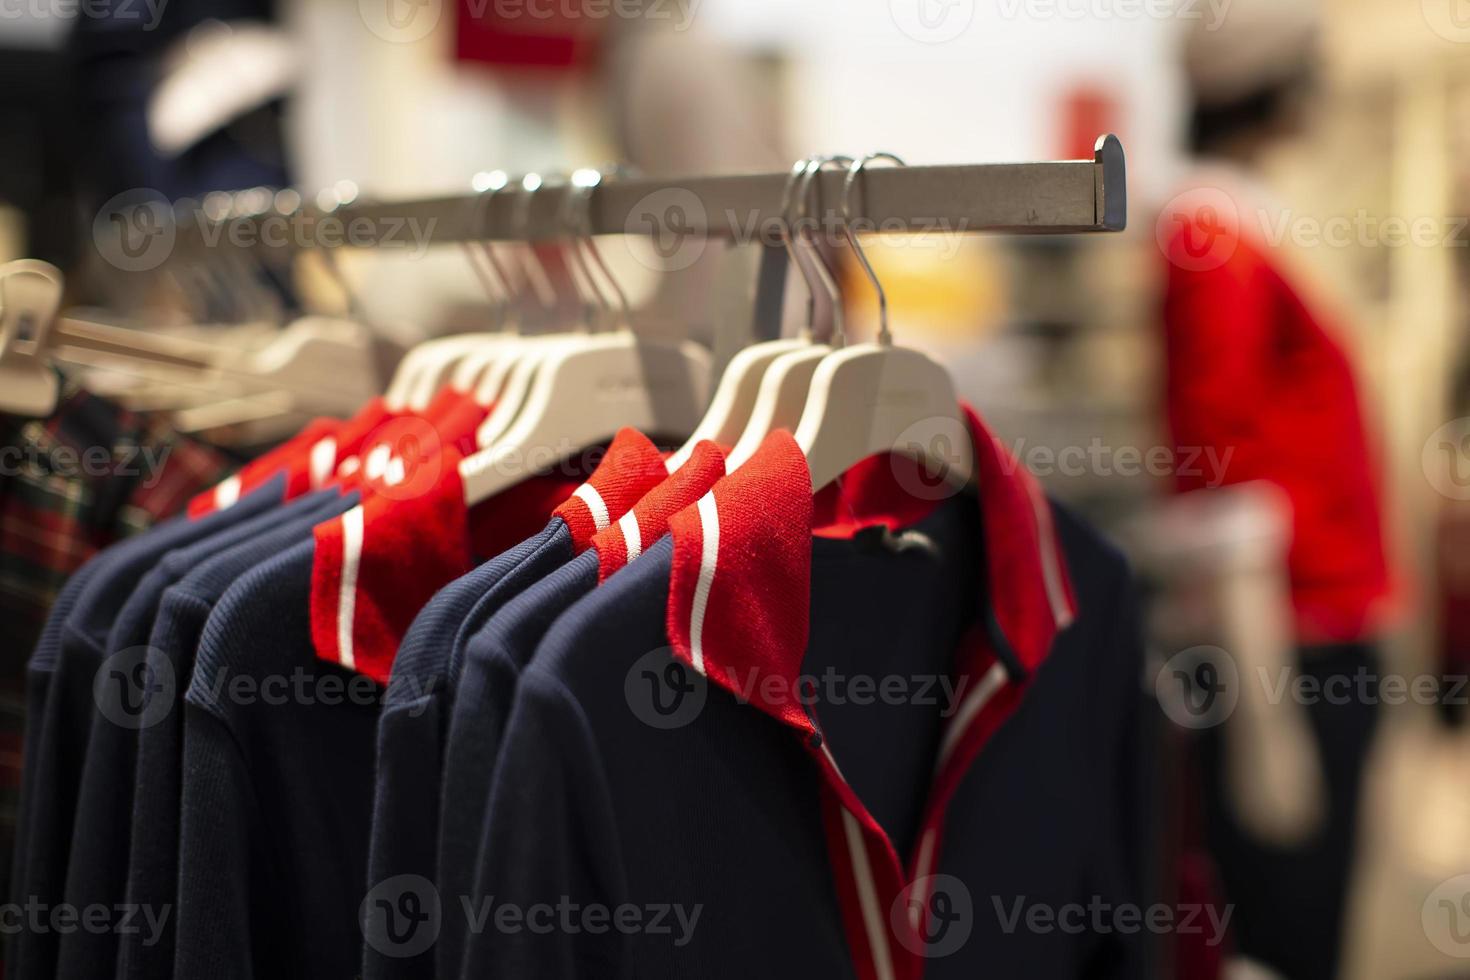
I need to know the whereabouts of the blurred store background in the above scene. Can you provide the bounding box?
[3,1,1470,977]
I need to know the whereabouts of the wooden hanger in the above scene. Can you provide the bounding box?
[792,154,974,493]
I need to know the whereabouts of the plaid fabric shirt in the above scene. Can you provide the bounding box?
[0,379,235,902]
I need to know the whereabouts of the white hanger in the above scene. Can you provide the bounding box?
[0,256,378,421]
[726,156,851,470]
[792,153,974,493]
[450,172,529,400]
[460,169,712,505]
[666,158,827,468]
[0,260,64,416]
[470,172,599,439]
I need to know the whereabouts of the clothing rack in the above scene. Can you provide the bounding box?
[173,135,1126,254]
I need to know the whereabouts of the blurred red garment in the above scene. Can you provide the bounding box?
[455,0,599,70]
[1159,173,1392,643]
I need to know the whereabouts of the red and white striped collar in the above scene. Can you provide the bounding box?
[665,404,1075,726]
[591,440,727,583]
[311,427,671,683]
[188,398,400,518]
[550,428,671,552]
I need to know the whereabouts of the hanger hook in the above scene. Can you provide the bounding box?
[842,152,905,346]
[465,171,515,328]
[553,171,610,332]
[796,154,852,347]
[778,157,816,339]
[513,173,560,323]
[569,167,632,331]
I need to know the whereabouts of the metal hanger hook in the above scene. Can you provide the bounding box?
[778,157,815,340]
[514,173,560,321]
[465,170,515,328]
[568,167,631,331]
[841,152,906,346]
[797,154,853,347]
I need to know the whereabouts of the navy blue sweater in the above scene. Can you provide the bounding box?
[366,519,571,980]
[176,525,388,979]
[117,489,356,980]
[58,488,338,979]
[9,475,283,980]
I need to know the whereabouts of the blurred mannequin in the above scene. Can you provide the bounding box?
[1159,2,1393,979]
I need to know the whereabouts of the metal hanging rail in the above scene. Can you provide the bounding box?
[176,134,1125,253]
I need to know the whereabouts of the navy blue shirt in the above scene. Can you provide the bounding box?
[58,487,339,979]
[366,520,569,980]
[175,520,383,980]
[462,495,1148,979]
[116,489,356,980]
[9,475,283,980]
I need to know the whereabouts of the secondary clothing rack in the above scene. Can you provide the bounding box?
[173,134,1126,254]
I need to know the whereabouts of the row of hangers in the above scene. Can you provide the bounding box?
[0,152,976,500]
[380,153,975,505]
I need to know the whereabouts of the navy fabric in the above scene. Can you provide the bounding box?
[430,520,575,980]
[366,518,570,980]
[462,498,1149,979]
[6,556,105,975]
[176,525,385,980]
[9,474,284,980]
[117,490,355,980]
[445,548,600,976]
[58,488,338,979]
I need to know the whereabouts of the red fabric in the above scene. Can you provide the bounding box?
[187,416,341,518]
[454,0,598,70]
[1174,852,1229,979]
[312,447,472,682]
[666,430,814,732]
[312,429,666,682]
[338,393,489,497]
[593,441,726,583]
[550,428,669,553]
[1162,221,1392,642]
[964,405,1077,675]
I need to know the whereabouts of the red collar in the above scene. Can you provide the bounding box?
[311,427,670,683]
[591,440,727,583]
[337,392,488,496]
[549,428,671,552]
[187,416,342,518]
[190,398,402,519]
[664,403,1076,730]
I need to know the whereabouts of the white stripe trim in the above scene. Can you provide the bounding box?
[309,437,338,489]
[937,661,1008,770]
[688,492,720,675]
[617,511,643,562]
[1025,476,1074,629]
[841,808,897,980]
[911,828,938,920]
[572,483,611,531]
[336,507,364,670]
[214,475,241,509]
